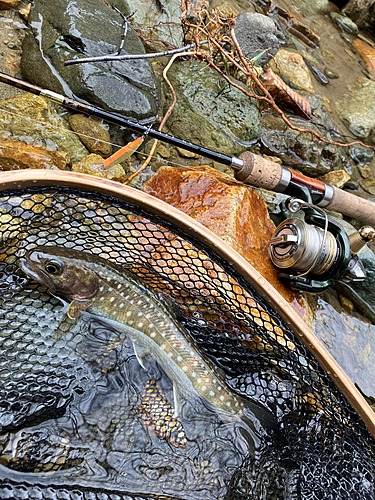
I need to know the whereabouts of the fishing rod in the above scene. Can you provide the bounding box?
[1,72,375,292]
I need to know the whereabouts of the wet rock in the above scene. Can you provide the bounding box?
[358,164,372,178]
[0,0,20,8]
[319,170,351,188]
[0,137,69,170]
[334,77,375,139]
[143,165,313,326]
[265,1,320,48]
[269,49,314,93]
[259,107,349,176]
[175,146,196,158]
[118,0,182,49]
[68,115,111,157]
[156,144,170,159]
[350,143,374,164]
[0,94,88,162]
[277,0,329,17]
[210,0,256,17]
[72,153,127,183]
[21,0,160,122]
[234,13,280,67]
[342,0,375,32]
[330,12,359,35]
[0,14,25,101]
[353,38,375,78]
[163,61,260,157]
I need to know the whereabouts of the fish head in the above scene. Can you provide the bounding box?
[18,246,99,301]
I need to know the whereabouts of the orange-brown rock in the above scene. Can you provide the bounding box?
[353,38,375,78]
[0,137,69,170]
[0,0,20,9]
[143,166,312,325]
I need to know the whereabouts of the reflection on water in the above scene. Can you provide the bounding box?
[0,296,245,500]
[313,296,375,397]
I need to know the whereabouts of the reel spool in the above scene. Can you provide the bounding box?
[268,198,370,292]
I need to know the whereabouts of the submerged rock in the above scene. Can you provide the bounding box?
[143,165,313,326]
[72,153,127,182]
[353,38,375,78]
[163,61,261,157]
[69,114,111,157]
[234,13,280,67]
[259,106,351,176]
[21,0,160,122]
[0,93,88,162]
[277,0,329,17]
[269,49,314,93]
[330,12,359,35]
[335,76,375,139]
[0,137,69,170]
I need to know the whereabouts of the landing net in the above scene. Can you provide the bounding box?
[0,184,374,500]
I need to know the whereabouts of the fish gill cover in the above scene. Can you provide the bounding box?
[0,186,374,499]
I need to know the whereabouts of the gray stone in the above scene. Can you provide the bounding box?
[21,0,160,122]
[234,13,280,67]
[117,0,183,49]
[350,144,375,164]
[334,77,375,139]
[330,12,359,35]
[163,61,261,157]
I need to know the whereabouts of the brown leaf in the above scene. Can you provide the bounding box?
[262,67,313,120]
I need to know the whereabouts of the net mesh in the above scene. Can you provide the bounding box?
[0,185,374,499]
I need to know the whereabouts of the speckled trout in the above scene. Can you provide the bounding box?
[19,246,276,446]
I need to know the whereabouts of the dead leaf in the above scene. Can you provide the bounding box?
[262,67,313,120]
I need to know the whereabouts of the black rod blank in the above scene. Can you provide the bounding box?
[0,72,237,167]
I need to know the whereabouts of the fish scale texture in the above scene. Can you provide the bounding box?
[0,186,374,499]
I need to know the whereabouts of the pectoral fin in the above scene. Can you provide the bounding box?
[132,341,151,370]
[173,383,183,418]
[67,299,91,320]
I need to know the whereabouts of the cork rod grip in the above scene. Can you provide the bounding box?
[236,151,284,190]
[327,186,375,226]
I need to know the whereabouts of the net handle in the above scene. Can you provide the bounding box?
[1,169,374,439]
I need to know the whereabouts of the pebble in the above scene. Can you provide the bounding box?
[319,170,351,188]
[358,164,372,179]
[339,295,354,314]
[69,114,111,157]
[324,68,339,79]
[330,12,359,35]
[176,147,196,158]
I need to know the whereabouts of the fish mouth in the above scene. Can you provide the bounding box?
[18,257,57,292]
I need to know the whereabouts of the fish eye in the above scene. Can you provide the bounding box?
[44,260,63,275]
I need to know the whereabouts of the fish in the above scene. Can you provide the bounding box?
[18,246,277,452]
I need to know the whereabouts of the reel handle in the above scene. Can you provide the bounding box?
[236,151,375,226]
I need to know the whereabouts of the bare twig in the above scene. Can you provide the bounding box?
[124,51,197,185]
[181,10,375,152]
[65,40,208,66]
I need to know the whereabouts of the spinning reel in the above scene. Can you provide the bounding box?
[268,190,375,293]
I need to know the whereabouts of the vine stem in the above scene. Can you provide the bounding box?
[124,51,197,185]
